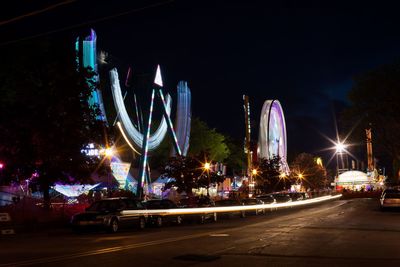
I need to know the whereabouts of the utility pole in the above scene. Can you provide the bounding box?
[366,128,374,171]
[243,95,253,195]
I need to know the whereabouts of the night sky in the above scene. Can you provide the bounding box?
[2,1,400,163]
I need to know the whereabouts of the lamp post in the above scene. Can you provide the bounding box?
[335,141,347,176]
[0,162,4,185]
[204,162,211,197]
[101,147,114,196]
[250,169,257,196]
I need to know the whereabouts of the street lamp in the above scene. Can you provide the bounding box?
[334,141,348,176]
[101,146,115,196]
[335,142,347,153]
[0,162,4,184]
[204,162,211,197]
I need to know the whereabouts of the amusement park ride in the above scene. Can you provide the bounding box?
[78,29,289,199]
[77,29,191,199]
[243,96,290,185]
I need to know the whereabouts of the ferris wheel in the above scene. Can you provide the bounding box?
[258,100,289,172]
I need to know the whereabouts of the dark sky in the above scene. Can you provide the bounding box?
[2,1,400,163]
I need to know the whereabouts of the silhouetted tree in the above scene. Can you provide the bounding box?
[289,153,327,190]
[0,36,108,208]
[162,155,225,195]
[254,155,288,193]
[342,61,400,179]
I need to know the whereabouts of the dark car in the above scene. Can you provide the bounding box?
[214,199,246,219]
[271,193,292,203]
[241,198,265,215]
[71,198,147,233]
[288,192,305,201]
[143,199,183,227]
[178,196,217,224]
[380,189,400,210]
[256,194,277,204]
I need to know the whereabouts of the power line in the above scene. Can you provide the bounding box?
[0,0,174,47]
[0,0,77,27]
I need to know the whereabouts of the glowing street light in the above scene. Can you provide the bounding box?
[204,162,211,171]
[279,172,286,179]
[298,173,304,179]
[203,162,211,197]
[335,142,347,153]
[101,147,114,158]
[252,169,258,176]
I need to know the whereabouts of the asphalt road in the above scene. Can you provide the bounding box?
[1,198,400,267]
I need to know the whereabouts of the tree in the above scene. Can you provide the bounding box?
[342,61,400,178]
[0,36,107,208]
[224,137,246,176]
[289,153,327,190]
[254,155,288,193]
[162,155,225,195]
[188,118,230,162]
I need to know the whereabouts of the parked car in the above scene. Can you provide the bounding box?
[241,198,265,215]
[143,199,183,227]
[271,193,292,203]
[380,190,400,210]
[178,196,217,224]
[381,188,400,199]
[256,194,277,204]
[288,192,305,201]
[70,198,147,233]
[214,199,246,218]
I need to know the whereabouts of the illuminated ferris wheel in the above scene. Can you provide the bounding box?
[258,100,289,172]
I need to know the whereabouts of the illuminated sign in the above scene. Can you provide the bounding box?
[111,162,131,188]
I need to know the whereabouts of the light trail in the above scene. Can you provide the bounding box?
[110,68,171,152]
[122,194,342,216]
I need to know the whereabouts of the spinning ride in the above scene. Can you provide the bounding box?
[258,100,289,172]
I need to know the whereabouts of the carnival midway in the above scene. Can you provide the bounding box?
[0,29,384,227]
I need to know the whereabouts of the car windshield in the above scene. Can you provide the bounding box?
[273,194,288,198]
[215,200,238,206]
[86,200,120,212]
[243,199,257,205]
[384,193,400,199]
[144,201,162,209]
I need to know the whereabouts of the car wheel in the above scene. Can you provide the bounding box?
[156,216,163,227]
[199,215,205,224]
[212,212,217,222]
[240,211,246,218]
[108,218,119,233]
[176,215,183,225]
[138,217,146,230]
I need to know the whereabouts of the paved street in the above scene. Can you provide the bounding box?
[1,198,400,267]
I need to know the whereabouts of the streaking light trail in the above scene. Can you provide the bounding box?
[110,68,171,151]
[122,194,342,216]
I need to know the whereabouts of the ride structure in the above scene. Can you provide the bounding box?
[110,65,191,199]
[257,100,289,173]
[75,29,107,123]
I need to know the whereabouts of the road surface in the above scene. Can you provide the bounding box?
[1,198,399,267]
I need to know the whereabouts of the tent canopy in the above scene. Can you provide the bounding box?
[337,171,370,184]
